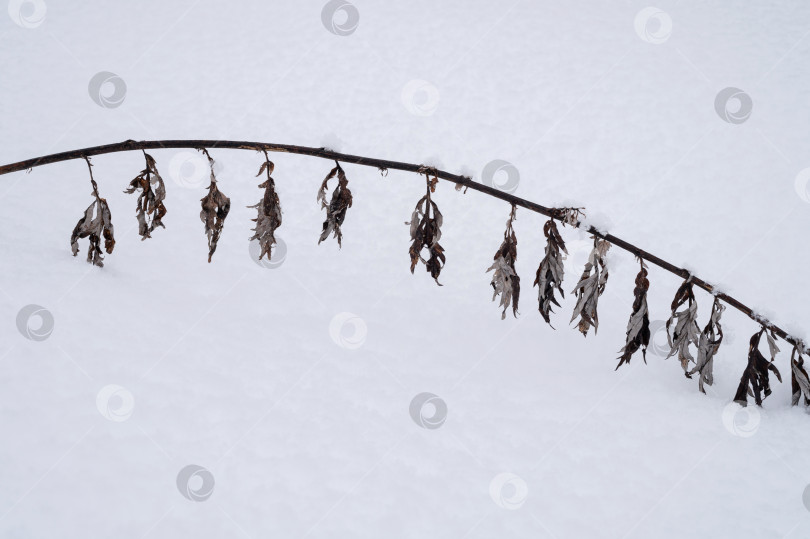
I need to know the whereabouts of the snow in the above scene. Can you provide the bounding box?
[2,1,810,538]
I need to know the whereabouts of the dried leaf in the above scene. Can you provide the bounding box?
[616,260,650,369]
[765,330,780,362]
[665,280,701,375]
[317,162,353,247]
[70,157,115,267]
[687,297,725,393]
[198,149,230,263]
[248,153,282,261]
[791,345,810,406]
[534,218,567,327]
[406,169,445,285]
[570,236,610,336]
[487,206,520,319]
[123,151,166,240]
[733,328,782,406]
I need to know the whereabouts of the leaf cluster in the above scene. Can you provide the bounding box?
[733,328,782,406]
[617,260,651,369]
[407,169,445,285]
[70,157,115,267]
[248,153,282,261]
[317,162,352,247]
[487,206,520,319]
[198,149,230,263]
[666,280,701,374]
[570,236,610,336]
[123,151,166,240]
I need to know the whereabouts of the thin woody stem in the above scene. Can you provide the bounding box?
[0,138,805,355]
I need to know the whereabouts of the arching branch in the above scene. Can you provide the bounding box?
[0,138,806,355]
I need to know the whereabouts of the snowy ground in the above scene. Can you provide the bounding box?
[2,1,810,537]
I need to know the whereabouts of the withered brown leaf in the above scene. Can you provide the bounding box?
[570,236,610,336]
[791,344,810,406]
[317,161,353,247]
[616,259,650,369]
[666,279,701,375]
[487,205,520,319]
[123,151,166,240]
[248,151,282,261]
[198,149,230,263]
[733,328,782,406]
[70,156,115,267]
[406,168,445,285]
[534,218,567,327]
[687,297,725,393]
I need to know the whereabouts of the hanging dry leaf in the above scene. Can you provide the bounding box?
[198,149,230,263]
[687,297,725,393]
[487,205,520,319]
[70,156,115,267]
[534,218,567,327]
[665,280,701,374]
[406,169,445,285]
[123,151,166,240]
[616,260,650,369]
[248,151,282,261]
[733,328,782,406]
[570,236,610,336]
[791,344,810,406]
[317,161,353,247]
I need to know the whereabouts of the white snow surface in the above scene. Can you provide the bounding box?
[2,1,810,537]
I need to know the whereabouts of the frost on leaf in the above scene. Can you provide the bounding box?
[733,328,782,406]
[534,218,567,327]
[317,161,353,247]
[406,168,445,285]
[570,236,610,336]
[248,151,282,261]
[198,149,230,263]
[70,156,115,267]
[616,259,650,370]
[687,297,725,393]
[665,279,701,375]
[123,151,166,240]
[791,344,810,406]
[487,205,520,320]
